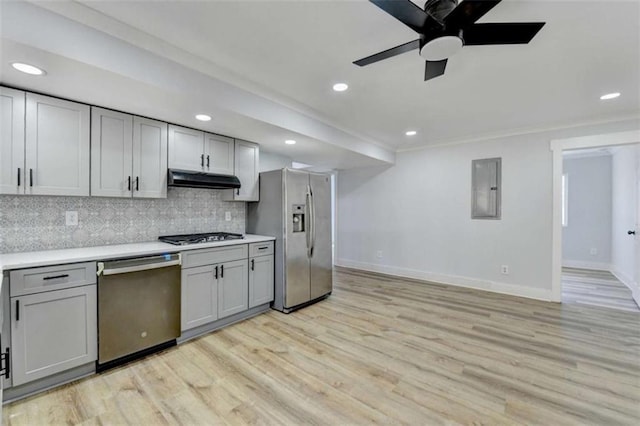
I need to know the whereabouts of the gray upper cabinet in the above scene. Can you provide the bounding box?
[91,108,167,198]
[132,116,168,198]
[10,285,97,386]
[168,125,205,172]
[25,93,90,196]
[168,125,236,176]
[224,139,259,201]
[0,87,25,195]
[217,259,249,318]
[91,107,133,198]
[1,89,90,196]
[205,133,234,175]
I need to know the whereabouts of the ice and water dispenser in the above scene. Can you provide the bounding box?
[292,204,305,233]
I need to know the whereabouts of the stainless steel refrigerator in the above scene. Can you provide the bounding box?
[247,168,333,313]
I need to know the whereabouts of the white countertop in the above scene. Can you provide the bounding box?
[0,234,275,272]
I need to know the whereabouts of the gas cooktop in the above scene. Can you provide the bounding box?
[158,232,244,246]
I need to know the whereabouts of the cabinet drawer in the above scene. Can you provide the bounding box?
[10,262,97,296]
[182,245,248,269]
[249,241,274,257]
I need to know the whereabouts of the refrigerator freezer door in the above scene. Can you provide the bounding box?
[309,173,333,299]
[284,169,311,308]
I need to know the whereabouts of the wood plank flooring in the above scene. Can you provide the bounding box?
[563,267,639,312]
[3,267,640,425]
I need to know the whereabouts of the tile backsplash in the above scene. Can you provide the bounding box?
[0,188,245,253]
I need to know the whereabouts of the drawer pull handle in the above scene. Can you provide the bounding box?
[1,347,10,379]
[251,259,255,271]
[43,274,70,281]
[16,300,19,321]
[258,246,268,250]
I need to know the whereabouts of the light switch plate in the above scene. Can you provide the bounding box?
[225,211,231,221]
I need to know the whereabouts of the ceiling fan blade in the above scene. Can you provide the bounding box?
[425,59,447,81]
[354,39,420,66]
[445,0,502,28]
[463,22,545,45]
[370,0,431,33]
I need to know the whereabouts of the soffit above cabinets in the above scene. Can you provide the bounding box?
[2,0,638,161]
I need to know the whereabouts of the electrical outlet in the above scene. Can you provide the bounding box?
[225,211,231,221]
[65,211,78,226]
[376,250,383,259]
[501,265,509,275]
[590,248,598,256]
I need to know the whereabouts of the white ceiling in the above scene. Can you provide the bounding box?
[1,0,639,168]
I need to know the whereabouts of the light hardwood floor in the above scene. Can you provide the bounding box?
[562,267,639,313]
[3,267,640,425]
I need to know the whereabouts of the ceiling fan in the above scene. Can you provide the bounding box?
[353,0,545,81]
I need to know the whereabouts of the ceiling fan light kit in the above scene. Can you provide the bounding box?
[354,0,545,82]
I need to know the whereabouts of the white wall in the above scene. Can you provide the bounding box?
[562,155,612,268]
[259,150,292,172]
[337,119,640,301]
[611,144,639,301]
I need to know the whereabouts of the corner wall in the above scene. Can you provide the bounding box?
[562,155,612,269]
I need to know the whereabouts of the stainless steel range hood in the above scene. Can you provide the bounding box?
[168,169,241,189]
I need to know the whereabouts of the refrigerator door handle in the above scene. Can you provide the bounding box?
[310,189,315,257]
[306,186,313,257]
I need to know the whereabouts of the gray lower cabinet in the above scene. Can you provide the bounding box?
[249,255,274,308]
[180,265,218,331]
[217,259,249,319]
[10,285,97,386]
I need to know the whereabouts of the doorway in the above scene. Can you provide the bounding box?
[551,130,640,308]
[561,145,639,311]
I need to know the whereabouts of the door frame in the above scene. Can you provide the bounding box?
[550,130,640,302]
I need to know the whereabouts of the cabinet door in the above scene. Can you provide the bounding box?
[168,125,204,171]
[91,107,133,197]
[133,116,168,198]
[25,93,90,196]
[249,255,274,308]
[0,87,25,195]
[232,140,259,201]
[11,285,97,386]
[218,259,248,318]
[205,133,234,175]
[181,265,217,331]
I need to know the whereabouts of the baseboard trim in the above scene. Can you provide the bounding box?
[610,267,640,308]
[562,260,612,271]
[336,259,553,302]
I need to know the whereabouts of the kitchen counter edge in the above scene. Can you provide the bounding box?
[0,235,276,272]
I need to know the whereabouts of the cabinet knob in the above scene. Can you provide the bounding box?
[628,230,636,235]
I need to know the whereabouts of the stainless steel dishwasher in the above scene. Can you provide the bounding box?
[96,253,181,371]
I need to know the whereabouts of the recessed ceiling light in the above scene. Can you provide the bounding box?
[11,62,45,76]
[285,139,297,145]
[405,130,417,136]
[600,92,620,100]
[332,83,349,92]
[195,114,211,121]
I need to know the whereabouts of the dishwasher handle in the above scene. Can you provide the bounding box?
[97,253,181,276]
